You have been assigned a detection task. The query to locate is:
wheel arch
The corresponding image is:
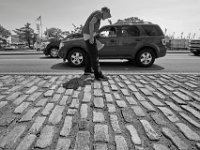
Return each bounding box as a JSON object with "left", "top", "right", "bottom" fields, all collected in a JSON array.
[
  {"left": 135, "top": 46, "right": 158, "bottom": 59},
  {"left": 66, "top": 46, "right": 87, "bottom": 59}
]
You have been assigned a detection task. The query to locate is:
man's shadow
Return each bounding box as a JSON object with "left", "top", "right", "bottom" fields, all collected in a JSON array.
[{"left": 62, "top": 75, "right": 93, "bottom": 90}]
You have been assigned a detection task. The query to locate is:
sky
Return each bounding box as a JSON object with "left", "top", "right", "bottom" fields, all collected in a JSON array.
[{"left": 0, "top": 0, "right": 200, "bottom": 39}]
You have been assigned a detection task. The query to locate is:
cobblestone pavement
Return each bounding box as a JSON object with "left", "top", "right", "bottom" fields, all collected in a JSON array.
[{"left": 0, "top": 74, "right": 200, "bottom": 150}]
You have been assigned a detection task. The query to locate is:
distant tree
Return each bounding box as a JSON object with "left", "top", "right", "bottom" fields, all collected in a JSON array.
[
  {"left": 0, "top": 24, "right": 11, "bottom": 38},
  {"left": 13, "top": 23, "right": 36, "bottom": 48},
  {"left": 44, "top": 28, "right": 64, "bottom": 41},
  {"left": 114, "top": 17, "right": 148, "bottom": 25},
  {"left": 71, "top": 24, "right": 83, "bottom": 34}
]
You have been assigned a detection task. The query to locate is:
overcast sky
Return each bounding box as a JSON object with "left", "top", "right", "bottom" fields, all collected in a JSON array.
[{"left": 1, "top": 0, "right": 200, "bottom": 38}]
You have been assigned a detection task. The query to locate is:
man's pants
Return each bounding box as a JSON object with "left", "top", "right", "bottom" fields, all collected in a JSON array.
[{"left": 84, "top": 39, "right": 102, "bottom": 77}]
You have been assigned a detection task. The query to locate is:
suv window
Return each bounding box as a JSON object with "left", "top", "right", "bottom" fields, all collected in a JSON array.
[
  {"left": 99, "top": 27, "right": 117, "bottom": 38},
  {"left": 142, "top": 25, "right": 163, "bottom": 36},
  {"left": 121, "top": 26, "right": 140, "bottom": 37}
]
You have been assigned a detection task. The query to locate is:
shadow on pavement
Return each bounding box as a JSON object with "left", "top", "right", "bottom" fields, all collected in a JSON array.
[{"left": 51, "top": 61, "right": 164, "bottom": 71}]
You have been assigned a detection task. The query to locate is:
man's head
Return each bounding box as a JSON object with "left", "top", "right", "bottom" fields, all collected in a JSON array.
[{"left": 101, "top": 7, "right": 111, "bottom": 20}]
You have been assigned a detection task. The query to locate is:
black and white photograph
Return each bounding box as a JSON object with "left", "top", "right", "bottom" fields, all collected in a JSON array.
[{"left": 0, "top": 0, "right": 200, "bottom": 149}]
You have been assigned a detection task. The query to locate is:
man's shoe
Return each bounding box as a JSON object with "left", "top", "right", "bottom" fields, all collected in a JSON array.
[{"left": 95, "top": 74, "right": 108, "bottom": 81}]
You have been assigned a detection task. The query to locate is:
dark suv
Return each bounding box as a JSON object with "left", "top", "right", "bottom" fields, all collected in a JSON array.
[{"left": 58, "top": 23, "right": 167, "bottom": 67}]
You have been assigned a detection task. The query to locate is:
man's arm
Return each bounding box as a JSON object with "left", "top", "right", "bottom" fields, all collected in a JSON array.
[{"left": 89, "top": 17, "right": 97, "bottom": 44}]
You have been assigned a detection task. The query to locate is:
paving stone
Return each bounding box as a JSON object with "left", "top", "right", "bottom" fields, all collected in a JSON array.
[
  {"left": 163, "top": 85, "right": 175, "bottom": 91},
  {"left": 135, "top": 82, "right": 144, "bottom": 88},
  {"left": 0, "top": 125, "right": 26, "bottom": 148},
  {"left": 140, "top": 101, "right": 156, "bottom": 112},
  {"left": 0, "top": 101, "right": 7, "bottom": 109},
  {"left": 179, "top": 88, "right": 199, "bottom": 100},
  {"left": 151, "top": 113, "right": 168, "bottom": 125},
  {"left": 50, "top": 94, "right": 61, "bottom": 102},
  {"left": 56, "top": 138, "right": 71, "bottom": 150},
  {"left": 144, "top": 85, "right": 156, "bottom": 92},
  {"left": 121, "top": 88, "right": 130, "bottom": 96},
  {"left": 102, "top": 81, "right": 109, "bottom": 86},
  {"left": 150, "top": 82, "right": 161, "bottom": 88},
  {"left": 135, "top": 146, "right": 145, "bottom": 150},
  {"left": 70, "top": 98, "right": 80, "bottom": 109},
  {"left": 65, "top": 89, "right": 74, "bottom": 95},
  {"left": 115, "top": 135, "right": 129, "bottom": 150},
  {"left": 94, "top": 124, "right": 109, "bottom": 142},
  {"left": 48, "top": 105, "right": 65, "bottom": 125},
  {"left": 181, "top": 105, "right": 200, "bottom": 120},
  {"left": 153, "top": 144, "right": 170, "bottom": 150},
  {"left": 94, "top": 81, "right": 101, "bottom": 88},
  {"left": 120, "top": 75, "right": 128, "bottom": 80},
  {"left": 103, "top": 85, "right": 110, "bottom": 93},
  {"left": 173, "top": 91, "right": 191, "bottom": 101},
  {"left": 118, "top": 82, "right": 125, "bottom": 88},
  {"left": 36, "top": 98, "right": 48, "bottom": 106},
  {"left": 74, "top": 131, "right": 90, "bottom": 150},
  {"left": 14, "top": 102, "right": 31, "bottom": 114},
  {"left": 94, "top": 143, "right": 108, "bottom": 150},
  {"left": 59, "top": 95, "right": 69, "bottom": 105},
  {"left": 29, "top": 116, "right": 46, "bottom": 134},
  {"left": 20, "top": 107, "right": 41, "bottom": 122},
  {"left": 196, "top": 143, "right": 200, "bottom": 149},
  {"left": 159, "top": 107, "right": 179, "bottom": 122},
  {"left": 116, "top": 100, "right": 127, "bottom": 108},
  {"left": 157, "top": 88, "right": 170, "bottom": 95},
  {"left": 27, "top": 92, "right": 43, "bottom": 101},
  {"left": 121, "top": 108, "right": 135, "bottom": 122},
  {"left": 176, "top": 123, "right": 200, "bottom": 141},
  {"left": 82, "top": 92, "right": 92, "bottom": 102},
  {"left": 42, "top": 103, "right": 54, "bottom": 116},
  {"left": 84, "top": 85, "right": 92, "bottom": 92},
  {"left": 25, "top": 86, "right": 38, "bottom": 94},
  {"left": 126, "top": 96, "right": 138, "bottom": 105},
  {"left": 60, "top": 116, "right": 73, "bottom": 137},
  {"left": 153, "top": 91, "right": 165, "bottom": 99},
  {"left": 80, "top": 104, "right": 88, "bottom": 119},
  {"left": 170, "top": 95, "right": 187, "bottom": 105},
  {"left": 132, "top": 106, "right": 146, "bottom": 117},
  {"left": 110, "top": 114, "right": 121, "bottom": 133},
  {"left": 179, "top": 113, "right": 200, "bottom": 128},
  {"left": 56, "top": 87, "right": 65, "bottom": 94},
  {"left": 6, "top": 92, "right": 21, "bottom": 101},
  {"left": 162, "top": 127, "right": 189, "bottom": 150},
  {"left": 93, "top": 111, "right": 105, "bottom": 122},
  {"left": 94, "top": 89, "right": 103, "bottom": 96},
  {"left": 93, "top": 97, "right": 104, "bottom": 108},
  {"left": 8, "top": 85, "right": 22, "bottom": 92},
  {"left": 16, "top": 134, "right": 36, "bottom": 150},
  {"left": 140, "top": 119, "right": 160, "bottom": 141},
  {"left": 128, "top": 85, "right": 138, "bottom": 92},
  {"left": 148, "top": 97, "right": 165, "bottom": 106},
  {"left": 134, "top": 92, "right": 146, "bottom": 101},
  {"left": 44, "top": 89, "right": 54, "bottom": 97},
  {"left": 107, "top": 104, "right": 116, "bottom": 113},
  {"left": 110, "top": 84, "right": 118, "bottom": 91},
  {"left": 113, "top": 92, "right": 121, "bottom": 100},
  {"left": 165, "top": 101, "right": 183, "bottom": 112},
  {"left": 140, "top": 88, "right": 152, "bottom": 96},
  {"left": 35, "top": 125, "right": 55, "bottom": 148},
  {"left": 105, "top": 93, "right": 113, "bottom": 102},
  {"left": 126, "top": 124, "right": 142, "bottom": 145}
]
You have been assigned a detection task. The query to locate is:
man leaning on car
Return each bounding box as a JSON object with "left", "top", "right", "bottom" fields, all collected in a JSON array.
[{"left": 82, "top": 7, "right": 111, "bottom": 81}]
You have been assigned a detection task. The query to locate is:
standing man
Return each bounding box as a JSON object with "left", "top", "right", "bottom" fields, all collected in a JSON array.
[{"left": 82, "top": 7, "right": 111, "bottom": 81}]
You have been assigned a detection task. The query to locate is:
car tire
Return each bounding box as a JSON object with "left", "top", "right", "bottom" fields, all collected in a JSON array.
[
  {"left": 50, "top": 47, "right": 59, "bottom": 58},
  {"left": 193, "top": 52, "right": 200, "bottom": 56},
  {"left": 67, "top": 48, "right": 86, "bottom": 67},
  {"left": 136, "top": 48, "right": 155, "bottom": 67}
]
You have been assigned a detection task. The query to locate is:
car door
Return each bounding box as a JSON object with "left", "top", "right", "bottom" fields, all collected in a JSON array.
[
  {"left": 97, "top": 27, "right": 118, "bottom": 58},
  {"left": 116, "top": 26, "right": 141, "bottom": 57}
]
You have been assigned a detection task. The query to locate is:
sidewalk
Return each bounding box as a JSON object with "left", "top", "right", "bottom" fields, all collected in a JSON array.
[{"left": 0, "top": 74, "right": 200, "bottom": 150}]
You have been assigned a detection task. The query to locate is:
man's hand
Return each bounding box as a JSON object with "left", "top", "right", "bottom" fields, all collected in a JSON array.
[{"left": 89, "top": 37, "right": 94, "bottom": 44}]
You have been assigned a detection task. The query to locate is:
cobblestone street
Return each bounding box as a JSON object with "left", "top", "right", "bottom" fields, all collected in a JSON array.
[{"left": 0, "top": 74, "right": 200, "bottom": 150}]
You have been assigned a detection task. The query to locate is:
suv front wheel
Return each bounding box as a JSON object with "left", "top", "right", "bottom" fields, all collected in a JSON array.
[
  {"left": 136, "top": 49, "right": 155, "bottom": 67},
  {"left": 67, "top": 48, "right": 86, "bottom": 67}
]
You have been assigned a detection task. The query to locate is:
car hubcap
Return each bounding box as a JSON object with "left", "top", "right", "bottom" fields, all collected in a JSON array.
[
  {"left": 51, "top": 48, "right": 58, "bottom": 57},
  {"left": 71, "top": 52, "right": 83, "bottom": 65},
  {"left": 140, "top": 52, "right": 152, "bottom": 65}
]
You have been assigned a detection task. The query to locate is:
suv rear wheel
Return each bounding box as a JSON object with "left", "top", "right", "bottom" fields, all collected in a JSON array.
[
  {"left": 136, "top": 49, "right": 155, "bottom": 67},
  {"left": 50, "top": 47, "right": 59, "bottom": 58},
  {"left": 67, "top": 48, "right": 86, "bottom": 67}
]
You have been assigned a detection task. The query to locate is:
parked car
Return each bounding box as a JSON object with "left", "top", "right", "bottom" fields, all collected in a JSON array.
[
  {"left": 188, "top": 39, "right": 200, "bottom": 56},
  {"left": 43, "top": 33, "right": 83, "bottom": 58},
  {"left": 3, "top": 44, "right": 16, "bottom": 50},
  {"left": 58, "top": 23, "right": 167, "bottom": 67}
]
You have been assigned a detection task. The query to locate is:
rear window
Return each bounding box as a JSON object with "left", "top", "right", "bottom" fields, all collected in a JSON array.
[
  {"left": 142, "top": 25, "right": 163, "bottom": 36},
  {"left": 121, "top": 26, "right": 140, "bottom": 37}
]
